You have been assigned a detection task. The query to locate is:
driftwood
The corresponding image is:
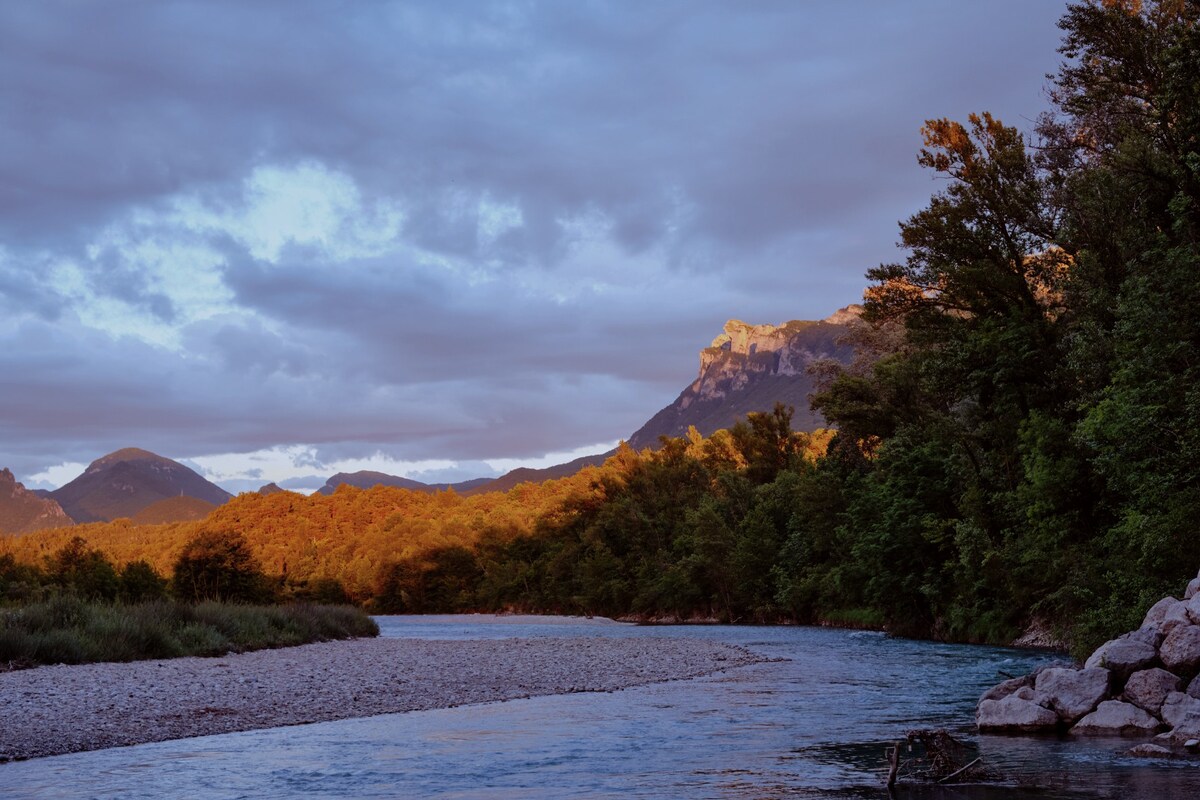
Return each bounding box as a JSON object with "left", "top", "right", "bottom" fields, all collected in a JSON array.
[
  {"left": 885, "top": 728, "right": 999, "bottom": 787},
  {"left": 886, "top": 740, "right": 901, "bottom": 789}
]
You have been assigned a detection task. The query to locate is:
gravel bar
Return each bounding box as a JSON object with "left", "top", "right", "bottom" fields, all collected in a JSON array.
[{"left": 0, "top": 636, "right": 764, "bottom": 761}]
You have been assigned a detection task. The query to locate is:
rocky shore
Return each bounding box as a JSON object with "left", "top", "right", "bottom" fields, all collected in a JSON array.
[
  {"left": 0, "top": 635, "right": 763, "bottom": 762},
  {"left": 977, "top": 570, "right": 1200, "bottom": 756}
]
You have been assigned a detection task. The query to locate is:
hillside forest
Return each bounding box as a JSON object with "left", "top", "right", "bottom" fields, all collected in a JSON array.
[{"left": 3, "top": 1, "right": 1199, "bottom": 658}]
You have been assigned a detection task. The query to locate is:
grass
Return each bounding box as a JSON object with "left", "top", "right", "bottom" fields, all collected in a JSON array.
[
  {"left": 817, "top": 607, "right": 886, "bottom": 630},
  {"left": 0, "top": 595, "right": 379, "bottom": 670}
]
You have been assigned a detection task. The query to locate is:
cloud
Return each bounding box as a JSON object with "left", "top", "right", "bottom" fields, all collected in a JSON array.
[{"left": 0, "top": 1, "right": 1072, "bottom": 485}]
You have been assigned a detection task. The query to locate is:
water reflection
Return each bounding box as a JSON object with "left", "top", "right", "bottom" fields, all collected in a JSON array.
[{"left": 2, "top": 618, "right": 1199, "bottom": 798}]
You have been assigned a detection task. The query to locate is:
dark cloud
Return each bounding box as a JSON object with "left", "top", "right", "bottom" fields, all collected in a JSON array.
[{"left": 0, "top": 1, "right": 1072, "bottom": 483}]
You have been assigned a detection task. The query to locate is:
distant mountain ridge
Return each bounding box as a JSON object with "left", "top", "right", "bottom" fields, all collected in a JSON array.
[
  {"left": 48, "top": 447, "right": 232, "bottom": 523},
  {"left": 324, "top": 306, "right": 861, "bottom": 495},
  {"left": 459, "top": 452, "right": 613, "bottom": 496},
  {"left": 317, "top": 471, "right": 493, "bottom": 496},
  {"left": 0, "top": 468, "right": 73, "bottom": 534},
  {"left": 4, "top": 308, "right": 861, "bottom": 517}
]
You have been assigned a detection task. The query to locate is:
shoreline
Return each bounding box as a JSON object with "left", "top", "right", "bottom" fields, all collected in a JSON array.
[{"left": 0, "top": 635, "right": 765, "bottom": 762}]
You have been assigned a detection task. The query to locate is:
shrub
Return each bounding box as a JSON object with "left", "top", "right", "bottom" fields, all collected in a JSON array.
[{"left": 0, "top": 598, "right": 377, "bottom": 669}]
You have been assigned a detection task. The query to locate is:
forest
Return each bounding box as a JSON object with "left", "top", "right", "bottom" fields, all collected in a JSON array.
[{"left": 3, "top": 1, "right": 1198, "bottom": 659}]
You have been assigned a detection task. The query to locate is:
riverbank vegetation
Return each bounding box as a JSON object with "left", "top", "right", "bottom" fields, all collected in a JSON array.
[
  {"left": 3, "top": 2, "right": 1197, "bottom": 659},
  {"left": 0, "top": 597, "right": 378, "bottom": 670},
  {"left": 0, "top": 536, "right": 377, "bottom": 669}
]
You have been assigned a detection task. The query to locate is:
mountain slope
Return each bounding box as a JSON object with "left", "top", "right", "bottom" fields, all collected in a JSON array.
[
  {"left": 627, "top": 307, "right": 860, "bottom": 449},
  {"left": 317, "top": 471, "right": 494, "bottom": 496},
  {"left": 460, "top": 452, "right": 614, "bottom": 496},
  {"left": 130, "top": 495, "right": 218, "bottom": 525},
  {"left": 0, "top": 468, "right": 74, "bottom": 534},
  {"left": 464, "top": 307, "right": 861, "bottom": 493},
  {"left": 49, "top": 448, "right": 233, "bottom": 523}
]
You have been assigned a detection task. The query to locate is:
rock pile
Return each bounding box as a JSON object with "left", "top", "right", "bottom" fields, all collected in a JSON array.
[{"left": 977, "top": 572, "right": 1200, "bottom": 744}]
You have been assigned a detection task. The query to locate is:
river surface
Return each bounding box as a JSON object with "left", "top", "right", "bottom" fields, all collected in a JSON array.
[{"left": 3, "top": 616, "right": 1200, "bottom": 798}]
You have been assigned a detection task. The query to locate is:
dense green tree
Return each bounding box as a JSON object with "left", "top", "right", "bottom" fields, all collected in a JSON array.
[
  {"left": 171, "top": 530, "right": 270, "bottom": 603},
  {"left": 45, "top": 536, "right": 120, "bottom": 601},
  {"left": 118, "top": 560, "right": 168, "bottom": 604},
  {"left": 0, "top": 553, "right": 44, "bottom": 604}
]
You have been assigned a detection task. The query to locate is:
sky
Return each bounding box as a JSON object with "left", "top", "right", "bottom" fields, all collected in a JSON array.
[{"left": 1, "top": 1, "right": 1072, "bottom": 494}]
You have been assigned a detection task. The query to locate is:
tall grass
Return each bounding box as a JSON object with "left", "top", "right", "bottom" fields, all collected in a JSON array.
[{"left": 0, "top": 596, "right": 379, "bottom": 670}]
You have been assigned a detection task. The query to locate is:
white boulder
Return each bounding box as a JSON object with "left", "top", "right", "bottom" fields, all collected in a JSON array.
[
  {"left": 1035, "top": 667, "right": 1110, "bottom": 723},
  {"left": 1084, "top": 635, "right": 1157, "bottom": 681},
  {"left": 1071, "top": 700, "right": 1161, "bottom": 736},
  {"left": 1123, "top": 668, "right": 1183, "bottom": 715},
  {"left": 1159, "top": 625, "right": 1200, "bottom": 677},
  {"left": 976, "top": 693, "right": 1059, "bottom": 732}
]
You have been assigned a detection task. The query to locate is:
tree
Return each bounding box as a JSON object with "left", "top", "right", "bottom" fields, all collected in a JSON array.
[
  {"left": 45, "top": 536, "right": 119, "bottom": 601},
  {"left": 171, "top": 530, "right": 269, "bottom": 603},
  {"left": 118, "top": 560, "right": 168, "bottom": 603}
]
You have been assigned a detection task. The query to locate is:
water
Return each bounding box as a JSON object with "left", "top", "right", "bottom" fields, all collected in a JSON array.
[{"left": 3, "top": 616, "right": 1199, "bottom": 798}]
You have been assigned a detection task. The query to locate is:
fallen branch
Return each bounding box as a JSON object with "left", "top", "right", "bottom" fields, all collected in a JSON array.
[{"left": 938, "top": 756, "right": 982, "bottom": 784}]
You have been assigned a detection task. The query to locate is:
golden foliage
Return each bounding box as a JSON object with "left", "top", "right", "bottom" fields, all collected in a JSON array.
[
  {"left": 0, "top": 425, "right": 831, "bottom": 602},
  {"left": 0, "top": 458, "right": 622, "bottom": 601}
]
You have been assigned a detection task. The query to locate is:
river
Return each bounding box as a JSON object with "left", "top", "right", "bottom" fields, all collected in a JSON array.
[{"left": 2, "top": 616, "right": 1199, "bottom": 798}]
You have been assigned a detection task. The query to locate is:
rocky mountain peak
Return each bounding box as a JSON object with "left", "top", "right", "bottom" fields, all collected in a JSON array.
[
  {"left": 822, "top": 304, "right": 864, "bottom": 326},
  {"left": 0, "top": 467, "right": 73, "bottom": 534},
  {"left": 627, "top": 308, "right": 860, "bottom": 450}
]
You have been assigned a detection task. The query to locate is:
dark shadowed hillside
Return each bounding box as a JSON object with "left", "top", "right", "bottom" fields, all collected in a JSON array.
[
  {"left": 460, "top": 452, "right": 613, "bottom": 496},
  {"left": 317, "top": 471, "right": 493, "bottom": 496}
]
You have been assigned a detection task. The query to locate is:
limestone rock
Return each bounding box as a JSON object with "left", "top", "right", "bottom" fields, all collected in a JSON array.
[
  {"left": 1128, "top": 743, "right": 1173, "bottom": 757},
  {"left": 1185, "top": 594, "right": 1200, "bottom": 626},
  {"left": 1035, "top": 667, "right": 1110, "bottom": 723},
  {"left": 1187, "top": 673, "right": 1200, "bottom": 699},
  {"left": 1085, "top": 636, "right": 1157, "bottom": 681},
  {"left": 977, "top": 693, "right": 1059, "bottom": 732},
  {"left": 1143, "top": 597, "right": 1180, "bottom": 629},
  {"left": 1072, "top": 700, "right": 1161, "bottom": 736},
  {"left": 979, "top": 674, "right": 1032, "bottom": 704},
  {"left": 1012, "top": 686, "right": 1053, "bottom": 706},
  {"left": 1160, "top": 692, "right": 1200, "bottom": 741},
  {"left": 626, "top": 313, "right": 859, "bottom": 448},
  {"left": 1186, "top": 577, "right": 1200, "bottom": 602},
  {"left": 1124, "top": 626, "right": 1164, "bottom": 650},
  {"left": 1159, "top": 625, "right": 1200, "bottom": 677},
  {"left": 1141, "top": 597, "right": 1193, "bottom": 641},
  {"left": 1122, "top": 668, "right": 1183, "bottom": 715},
  {"left": 1162, "top": 603, "right": 1194, "bottom": 639}
]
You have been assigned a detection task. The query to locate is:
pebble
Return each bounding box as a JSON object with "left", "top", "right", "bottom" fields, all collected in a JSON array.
[{"left": 0, "top": 636, "right": 761, "bottom": 762}]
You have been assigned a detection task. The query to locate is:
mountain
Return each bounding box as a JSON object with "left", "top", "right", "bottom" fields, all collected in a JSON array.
[
  {"left": 257, "top": 482, "right": 288, "bottom": 495},
  {"left": 49, "top": 448, "right": 233, "bottom": 524},
  {"left": 627, "top": 307, "right": 861, "bottom": 449},
  {"left": 460, "top": 452, "right": 614, "bottom": 496},
  {"left": 460, "top": 307, "right": 861, "bottom": 494},
  {"left": 0, "top": 468, "right": 73, "bottom": 534},
  {"left": 317, "top": 471, "right": 493, "bottom": 496}
]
